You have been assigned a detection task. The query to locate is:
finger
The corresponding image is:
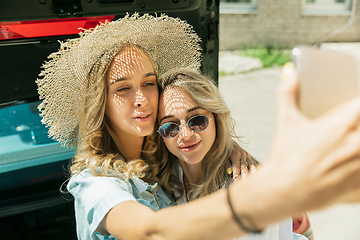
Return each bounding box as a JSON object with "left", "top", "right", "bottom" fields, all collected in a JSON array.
[
  {"left": 239, "top": 160, "right": 248, "bottom": 179},
  {"left": 317, "top": 128, "right": 360, "bottom": 171},
  {"left": 321, "top": 157, "right": 360, "bottom": 203},
  {"left": 317, "top": 96, "right": 360, "bottom": 135},
  {"left": 245, "top": 157, "right": 257, "bottom": 174},
  {"left": 297, "top": 158, "right": 360, "bottom": 212},
  {"left": 276, "top": 63, "right": 302, "bottom": 120},
  {"left": 229, "top": 146, "right": 241, "bottom": 180},
  {"left": 232, "top": 165, "right": 241, "bottom": 181},
  {"left": 230, "top": 146, "right": 241, "bottom": 169},
  {"left": 246, "top": 157, "right": 258, "bottom": 169},
  {"left": 249, "top": 163, "right": 257, "bottom": 173}
]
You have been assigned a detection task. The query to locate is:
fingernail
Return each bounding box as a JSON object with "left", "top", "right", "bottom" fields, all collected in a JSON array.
[
  {"left": 281, "top": 62, "right": 295, "bottom": 81},
  {"left": 227, "top": 167, "right": 232, "bottom": 175}
]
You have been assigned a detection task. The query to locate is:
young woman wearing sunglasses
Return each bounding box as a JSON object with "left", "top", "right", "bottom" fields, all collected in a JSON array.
[{"left": 157, "top": 68, "right": 310, "bottom": 240}]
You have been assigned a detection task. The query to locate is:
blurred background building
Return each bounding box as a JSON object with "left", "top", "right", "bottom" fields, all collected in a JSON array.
[{"left": 219, "top": 0, "right": 360, "bottom": 50}]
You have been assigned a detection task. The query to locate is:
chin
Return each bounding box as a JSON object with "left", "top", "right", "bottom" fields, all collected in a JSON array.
[
  {"left": 140, "top": 127, "right": 155, "bottom": 137},
  {"left": 133, "top": 122, "right": 155, "bottom": 137},
  {"left": 181, "top": 154, "right": 204, "bottom": 165}
]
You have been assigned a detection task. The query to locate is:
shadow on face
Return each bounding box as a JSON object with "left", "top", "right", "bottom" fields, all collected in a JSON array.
[{"left": 105, "top": 47, "right": 159, "bottom": 142}]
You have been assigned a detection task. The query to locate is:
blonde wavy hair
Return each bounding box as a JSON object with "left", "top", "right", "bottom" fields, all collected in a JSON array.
[
  {"left": 157, "top": 68, "right": 252, "bottom": 201},
  {"left": 69, "top": 46, "right": 158, "bottom": 181}
]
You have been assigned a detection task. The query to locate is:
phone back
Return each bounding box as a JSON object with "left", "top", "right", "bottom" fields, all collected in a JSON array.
[{"left": 292, "top": 46, "right": 359, "bottom": 119}]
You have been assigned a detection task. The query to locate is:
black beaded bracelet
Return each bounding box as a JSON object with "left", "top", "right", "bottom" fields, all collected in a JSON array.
[{"left": 226, "top": 185, "right": 262, "bottom": 234}]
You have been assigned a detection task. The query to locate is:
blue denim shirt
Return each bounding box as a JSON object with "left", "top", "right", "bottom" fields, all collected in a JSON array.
[{"left": 67, "top": 169, "right": 175, "bottom": 240}]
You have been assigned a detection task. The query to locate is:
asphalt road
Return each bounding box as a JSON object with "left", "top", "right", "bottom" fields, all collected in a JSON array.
[{"left": 218, "top": 44, "right": 360, "bottom": 240}]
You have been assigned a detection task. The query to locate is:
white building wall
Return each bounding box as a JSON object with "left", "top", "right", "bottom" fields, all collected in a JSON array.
[{"left": 219, "top": 0, "right": 360, "bottom": 50}]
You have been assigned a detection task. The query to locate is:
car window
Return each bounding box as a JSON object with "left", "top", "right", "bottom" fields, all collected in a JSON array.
[{"left": 0, "top": 101, "right": 75, "bottom": 173}]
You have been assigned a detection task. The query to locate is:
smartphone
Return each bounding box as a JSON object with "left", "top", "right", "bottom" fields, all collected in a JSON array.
[{"left": 292, "top": 46, "right": 359, "bottom": 119}]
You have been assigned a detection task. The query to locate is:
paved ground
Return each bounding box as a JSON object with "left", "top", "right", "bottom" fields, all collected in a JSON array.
[{"left": 218, "top": 43, "right": 360, "bottom": 240}]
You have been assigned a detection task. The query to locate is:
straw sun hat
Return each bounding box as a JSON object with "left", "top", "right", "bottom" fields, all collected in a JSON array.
[{"left": 36, "top": 13, "right": 202, "bottom": 147}]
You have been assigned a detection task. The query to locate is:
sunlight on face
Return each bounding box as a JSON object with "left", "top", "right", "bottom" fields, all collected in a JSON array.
[
  {"left": 106, "top": 47, "right": 159, "bottom": 142},
  {"left": 158, "top": 87, "right": 216, "bottom": 165}
]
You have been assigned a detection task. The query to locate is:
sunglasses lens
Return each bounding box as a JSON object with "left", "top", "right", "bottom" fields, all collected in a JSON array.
[
  {"left": 188, "top": 115, "right": 209, "bottom": 132},
  {"left": 159, "top": 123, "right": 179, "bottom": 138},
  {"left": 159, "top": 115, "right": 210, "bottom": 138}
]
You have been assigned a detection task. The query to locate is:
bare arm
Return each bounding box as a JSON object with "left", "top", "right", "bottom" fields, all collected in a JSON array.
[
  {"left": 101, "top": 67, "right": 360, "bottom": 240},
  {"left": 102, "top": 189, "right": 243, "bottom": 240}
]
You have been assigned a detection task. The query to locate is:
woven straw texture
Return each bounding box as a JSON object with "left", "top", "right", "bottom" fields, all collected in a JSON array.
[{"left": 36, "top": 13, "right": 202, "bottom": 147}]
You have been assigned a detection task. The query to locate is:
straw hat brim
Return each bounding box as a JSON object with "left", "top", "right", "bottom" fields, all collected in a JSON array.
[{"left": 36, "top": 13, "right": 202, "bottom": 147}]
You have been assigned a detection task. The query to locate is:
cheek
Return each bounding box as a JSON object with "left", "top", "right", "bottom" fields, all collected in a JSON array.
[
  {"left": 207, "top": 123, "right": 217, "bottom": 146},
  {"left": 149, "top": 90, "right": 159, "bottom": 110},
  {"left": 106, "top": 94, "right": 117, "bottom": 117},
  {"left": 151, "top": 95, "right": 159, "bottom": 107},
  {"left": 164, "top": 139, "right": 178, "bottom": 155},
  {"left": 106, "top": 94, "right": 126, "bottom": 121}
]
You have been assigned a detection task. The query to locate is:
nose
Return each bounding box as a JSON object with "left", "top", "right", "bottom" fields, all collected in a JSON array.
[
  {"left": 134, "top": 90, "right": 148, "bottom": 107},
  {"left": 178, "top": 122, "right": 193, "bottom": 141}
]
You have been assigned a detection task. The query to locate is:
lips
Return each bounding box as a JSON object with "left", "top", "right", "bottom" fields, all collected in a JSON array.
[
  {"left": 135, "top": 114, "right": 150, "bottom": 118},
  {"left": 133, "top": 112, "right": 152, "bottom": 121},
  {"left": 133, "top": 111, "right": 151, "bottom": 118},
  {"left": 178, "top": 141, "right": 201, "bottom": 152}
]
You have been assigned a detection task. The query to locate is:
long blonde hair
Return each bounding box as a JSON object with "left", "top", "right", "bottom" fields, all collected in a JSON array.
[
  {"left": 69, "top": 45, "right": 158, "bottom": 181},
  {"left": 157, "top": 68, "right": 252, "bottom": 201}
]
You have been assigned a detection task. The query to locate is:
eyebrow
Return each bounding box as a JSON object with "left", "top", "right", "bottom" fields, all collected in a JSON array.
[
  {"left": 110, "top": 72, "right": 156, "bottom": 85},
  {"left": 159, "top": 106, "right": 204, "bottom": 123}
]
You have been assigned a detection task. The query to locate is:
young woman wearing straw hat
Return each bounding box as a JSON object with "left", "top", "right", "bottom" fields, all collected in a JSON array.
[{"left": 36, "top": 13, "right": 360, "bottom": 240}]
